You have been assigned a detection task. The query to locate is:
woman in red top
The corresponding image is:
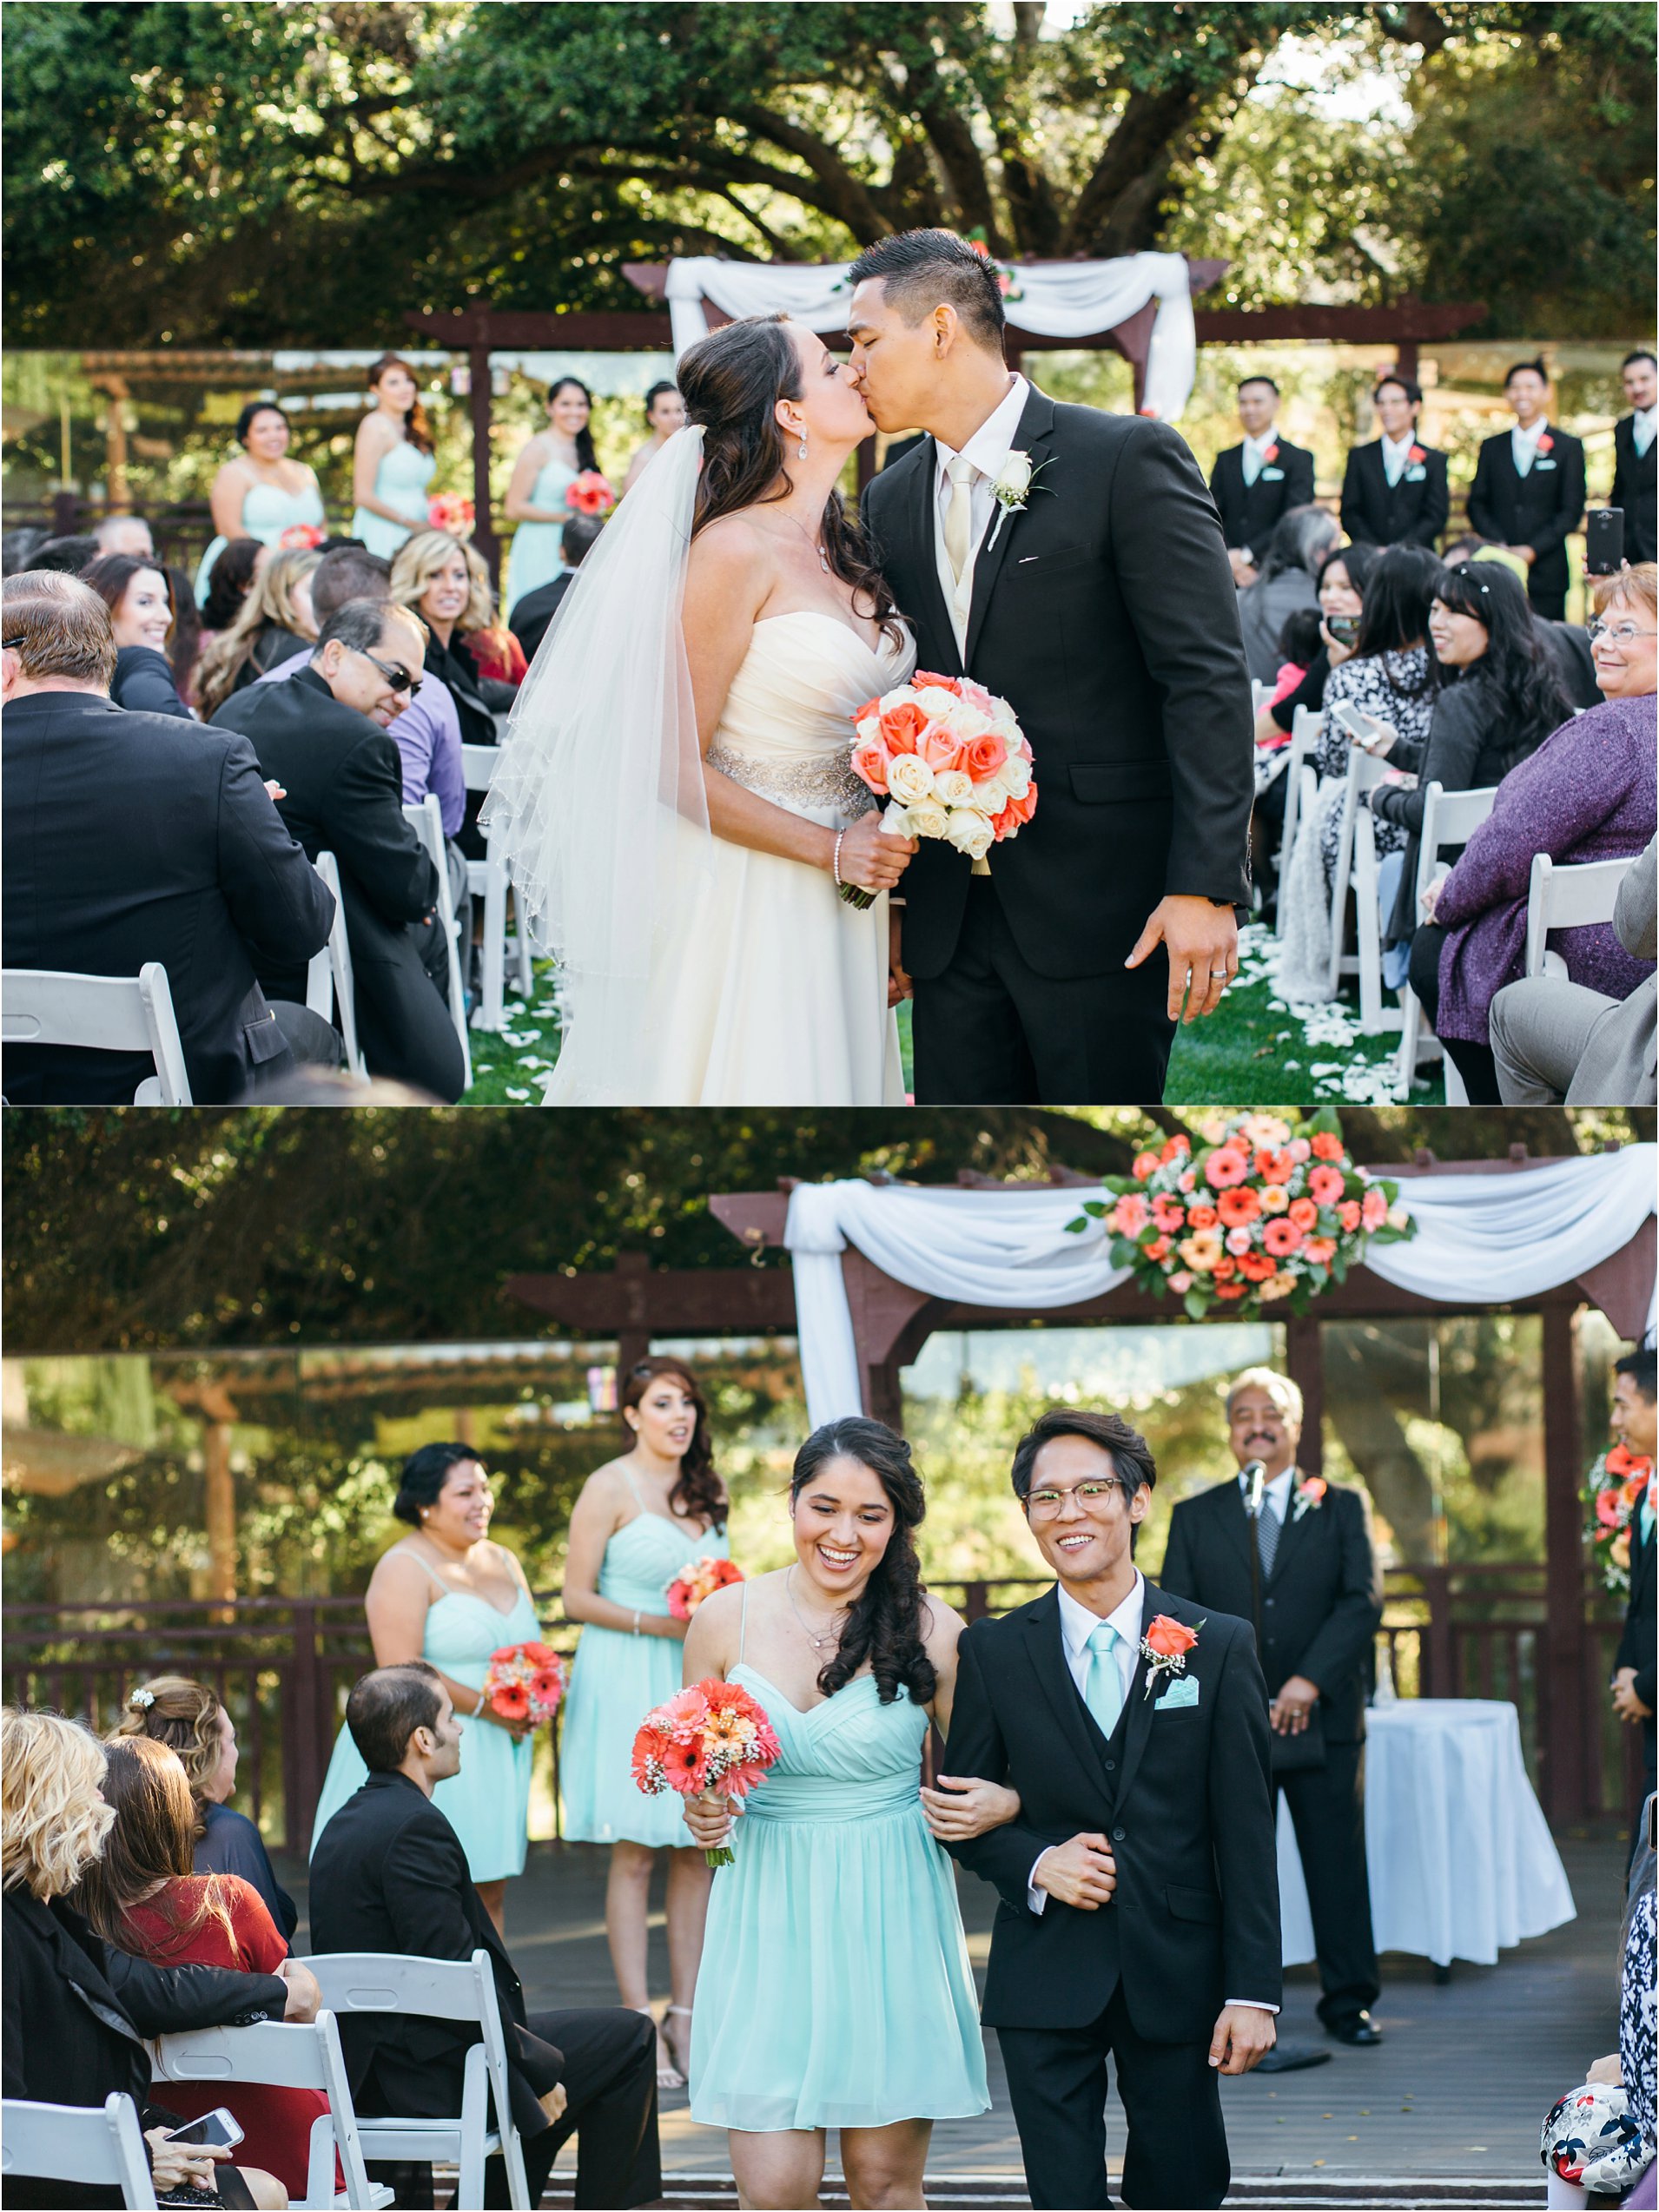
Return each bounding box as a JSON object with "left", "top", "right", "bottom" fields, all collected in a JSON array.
[{"left": 76, "top": 1738, "right": 337, "bottom": 2202}]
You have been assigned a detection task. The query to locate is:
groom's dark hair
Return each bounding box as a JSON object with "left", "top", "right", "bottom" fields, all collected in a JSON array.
[
  {"left": 846, "top": 229, "right": 1007, "bottom": 352},
  {"left": 1010, "top": 1408, "right": 1158, "bottom": 1506}
]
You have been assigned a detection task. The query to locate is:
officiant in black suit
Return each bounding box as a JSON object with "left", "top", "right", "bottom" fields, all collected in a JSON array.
[
  {"left": 1609, "top": 350, "right": 1657, "bottom": 566},
  {"left": 309, "top": 1662, "right": 661, "bottom": 2209},
  {"left": 849, "top": 229, "right": 1253, "bottom": 1107},
  {"left": 1160, "top": 1368, "right": 1384, "bottom": 2049},
  {"left": 1339, "top": 374, "right": 1450, "bottom": 550},
  {"left": 940, "top": 1408, "right": 1279, "bottom": 2211},
  {"left": 1208, "top": 377, "right": 1317, "bottom": 583},
  {"left": 1465, "top": 360, "right": 1587, "bottom": 621}
]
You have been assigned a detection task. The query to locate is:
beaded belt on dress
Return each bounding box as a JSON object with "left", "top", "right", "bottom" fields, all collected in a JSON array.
[{"left": 707, "top": 741, "right": 876, "bottom": 817}]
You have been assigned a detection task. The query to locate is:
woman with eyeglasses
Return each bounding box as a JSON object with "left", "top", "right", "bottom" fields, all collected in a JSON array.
[
  {"left": 307, "top": 1443, "right": 543, "bottom": 1937},
  {"left": 1408, "top": 563, "right": 1658, "bottom": 1100}
]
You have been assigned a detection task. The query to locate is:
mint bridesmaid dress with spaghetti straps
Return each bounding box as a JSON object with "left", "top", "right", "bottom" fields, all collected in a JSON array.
[
  {"left": 308, "top": 1547, "right": 539, "bottom": 1883},
  {"left": 688, "top": 1584, "right": 989, "bottom": 2132},
  {"left": 558, "top": 1470, "right": 730, "bottom": 1847}
]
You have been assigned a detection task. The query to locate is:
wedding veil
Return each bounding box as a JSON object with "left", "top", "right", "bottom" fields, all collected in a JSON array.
[{"left": 481, "top": 426, "right": 711, "bottom": 1101}]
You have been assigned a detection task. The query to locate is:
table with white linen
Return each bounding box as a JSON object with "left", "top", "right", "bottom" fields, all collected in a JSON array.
[{"left": 1277, "top": 1698, "right": 1576, "bottom": 1968}]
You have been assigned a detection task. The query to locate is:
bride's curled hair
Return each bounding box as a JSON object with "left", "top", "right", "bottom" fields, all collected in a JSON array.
[
  {"left": 677, "top": 314, "right": 902, "bottom": 644},
  {"left": 790, "top": 1416, "right": 936, "bottom": 1707}
]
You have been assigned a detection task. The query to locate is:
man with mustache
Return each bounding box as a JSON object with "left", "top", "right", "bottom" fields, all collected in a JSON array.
[{"left": 1161, "top": 1369, "right": 1385, "bottom": 2051}]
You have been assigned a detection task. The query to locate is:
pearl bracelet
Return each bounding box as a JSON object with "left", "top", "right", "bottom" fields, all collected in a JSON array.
[{"left": 832, "top": 829, "right": 846, "bottom": 889}]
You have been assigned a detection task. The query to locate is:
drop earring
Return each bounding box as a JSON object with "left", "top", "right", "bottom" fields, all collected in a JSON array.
[{"left": 798, "top": 436, "right": 809, "bottom": 459}]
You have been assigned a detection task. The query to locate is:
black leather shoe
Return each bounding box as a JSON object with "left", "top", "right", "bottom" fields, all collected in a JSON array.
[{"left": 1327, "top": 2011, "right": 1384, "bottom": 2044}]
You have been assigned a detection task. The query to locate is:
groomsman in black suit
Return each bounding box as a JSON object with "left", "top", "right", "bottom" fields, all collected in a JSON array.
[
  {"left": 1339, "top": 374, "right": 1450, "bottom": 550},
  {"left": 1466, "top": 360, "right": 1587, "bottom": 621},
  {"left": 1609, "top": 350, "right": 1658, "bottom": 566},
  {"left": 1160, "top": 1368, "right": 1385, "bottom": 2050},
  {"left": 942, "top": 1408, "right": 1279, "bottom": 2211},
  {"left": 1209, "top": 377, "right": 1317, "bottom": 585},
  {"left": 1609, "top": 1347, "right": 1657, "bottom": 1824}
]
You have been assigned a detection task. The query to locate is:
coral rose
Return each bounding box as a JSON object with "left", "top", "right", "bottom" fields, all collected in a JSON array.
[
  {"left": 879, "top": 700, "right": 928, "bottom": 755},
  {"left": 1144, "top": 1614, "right": 1199, "bottom": 1659},
  {"left": 963, "top": 730, "right": 1008, "bottom": 782},
  {"left": 1288, "top": 1197, "right": 1319, "bottom": 1231},
  {"left": 1263, "top": 1218, "right": 1305, "bottom": 1258},
  {"left": 1338, "top": 1201, "right": 1362, "bottom": 1232},
  {"left": 1160, "top": 1134, "right": 1192, "bottom": 1162},
  {"left": 1179, "top": 1170, "right": 1197, "bottom": 1193},
  {"left": 922, "top": 726, "right": 965, "bottom": 774},
  {"left": 1132, "top": 1151, "right": 1160, "bottom": 1181},
  {"left": 851, "top": 742, "right": 889, "bottom": 794},
  {"left": 1310, "top": 1132, "right": 1345, "bottom": 1162},
  {"left": 1204, "top": 1146, "right": 1250, "bottom": 1189},
  {"left": 912, "top": 670, "right": 962, "bottom": 696},
  {"left": 1187, "top": 1203, "right": 1219, "bottom": 1231},
  {"left": 1361, "top": 1187, "right": 1389, "bottom": 1231},
  {"left": 1217, "top": 1186, "right": 1260, "bottom": 1228},
  {"left": 1304, "top": 1237, "right": 1338, "bottom": 1264},
  {"left": 1308, "top": 1165, "right": 1345, "bottom": 1206},
  {"left": 1213, "top": 1281, "right": 1248, "bottom": 1300},
  {"left": 1145, "top": 1235, "right": 1171, "bottom": 1262}
]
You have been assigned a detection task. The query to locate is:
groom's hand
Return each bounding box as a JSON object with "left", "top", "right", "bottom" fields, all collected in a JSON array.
[
  {"left": 1127, "top": 895, "right": 1239, "bottom": 1022},
  {"left": 1208, "top": 2004, "right": 1277, "bottom": 2074},
  {"left": 1033, "top": 1832, "right": 1116, "bottom": 1910}
]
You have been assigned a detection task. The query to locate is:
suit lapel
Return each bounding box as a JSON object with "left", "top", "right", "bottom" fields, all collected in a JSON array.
[
  {"left": 1017, "top": 1585, "right": 1114, "bottom": 1800},
  {"left": 1265, "top": 1472, "right": 1317, "bottom": 1587},
  {"left": 900, "top": 437, "right": 960, "bottom": 677},
  {"left": 1219, "top": 1477, "right": 1259, "bottom": 1578},
  {"left": 1111, "top": 1584, "right": 1165, "bottom": 1809},
  {"left": 964, "top": 383, "right": 1057, "bottom": 671}
]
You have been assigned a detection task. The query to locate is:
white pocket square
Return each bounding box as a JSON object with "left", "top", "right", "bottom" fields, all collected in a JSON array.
[{"left": 1157, "top": 1676, "right": 1200, "bottom": 1711}]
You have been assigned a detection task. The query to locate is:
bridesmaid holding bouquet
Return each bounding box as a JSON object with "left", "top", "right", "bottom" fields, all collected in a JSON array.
[{"left": 559, "top": 1356, "right": 730, "bottom": 2087}]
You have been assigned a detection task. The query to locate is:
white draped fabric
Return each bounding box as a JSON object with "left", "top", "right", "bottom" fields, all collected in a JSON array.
[
  {"left": 664, "top": 253, "right": 1199, "bottom": 422},
  {"left": 783, "top": 1147, "right": 1657, "bottom": 1426}
]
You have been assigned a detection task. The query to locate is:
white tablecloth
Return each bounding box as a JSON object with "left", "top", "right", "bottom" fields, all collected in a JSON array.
[{"left": 1277, "top": 1698, "right": 1576, "bottom": 1968}]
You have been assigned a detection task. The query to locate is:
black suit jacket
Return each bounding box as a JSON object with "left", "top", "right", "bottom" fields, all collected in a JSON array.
[
  {"left": 1466, "top": 426, "right": 1588, "bottom": 600},
  {"left": 1209, "top": 438, "right": 1317, "bottom": 556},
  {"left": 1339, "top": 439, "right": 1451, "bottom": 549},
  {"left": 942, "top": 1581, "right": 1280, "bottom": 2039},
  {"left": 1160, "top": 1475, "right": 1383, "bottom": 1743},
  {"left": 511, "top": 571, "right": 575, "bottom": 666},
  {"left": 2, "top": 690, "right": 333, "bottom": 1104},
  {"left": 1609, "top": 415, "right": 1658, "bottom": 565},
  {"left": 309, "top": 1773, "right": 557, "bottom": 2143},
  {"left": 1616, "top": 1509, "right": 1657, "bottom": 1715},
  {"left": 863, "top": 387, "right": 1254, "bottom": 983},
  {"left": 212, "top": 665, "right": 440, "bottom": 1000}
]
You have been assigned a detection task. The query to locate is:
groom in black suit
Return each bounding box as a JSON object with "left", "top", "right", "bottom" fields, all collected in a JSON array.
[
  {"left": 849, "top": 231, "right": 1253, "bottom": 1106},
  {"left": 941, "top": 1409, "right": 1279, "bottom": 2210}
]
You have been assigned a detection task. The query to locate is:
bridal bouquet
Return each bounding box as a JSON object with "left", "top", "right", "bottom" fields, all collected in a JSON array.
[
  {"left": 665, "top": 1556, "right": 745, "bottom": 1620},
  {"left": 631, "top": 1679, "right": 781, "bottom": 1866},
  {"left": 1583, "top": 1445, "right": 1653, "bottom": 1595},
  {"left": 1067, "top": 1109, "right": 1415, "bottom": 1322},
  {"left": 566, "top": 470, "right": 618, "bottom": 517},
  {"left": 843, "top": 674, "right": 1037, "bottom": 908},
  {"left": 482, "top": 1641, "right": 569, "bottom": 1726},
  {"left": 427, "top": 492, "right": 476, "bottom": 536}
]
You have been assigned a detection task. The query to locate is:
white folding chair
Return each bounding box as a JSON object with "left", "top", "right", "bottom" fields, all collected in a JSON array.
[
  {"left": 1, "top": 961, "right": 191, "bottom": 1102},
  {"left": 1251, "top": 678, "right": 1272, "bottom": 721},
  {"left": 1525, "top": 852, "right": 1636, "bottom": 979},
  {"left": 1394, "top": 782, "right": 1500, "bottom": 1097},
  {"left": 153, "top": 2013, "right": 388, "bottom": 2210},
  {"left": 401, "top": 793, "right": 473, "bottom": 1089},
  {"left": 2, "top": 2091, "right": 157, "bottom": 2208},
  {"left": 1273, "top": 709, "right": 1322, "bottom": 939},
  {"left": 305, "top": 850, "right": 367, "bottom": 1080},
  {"left": 1323, "top": 743, "right": 1400, "bottom": 1032},
  {"left": 305, "top": 1951, "right": 531, "bottom": 2211},
  {"left": 460, "top": 743, "right": 533, "bottom": 1033}
]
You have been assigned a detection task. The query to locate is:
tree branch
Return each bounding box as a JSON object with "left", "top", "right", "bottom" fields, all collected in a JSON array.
[
  {"left": 727, "top": 102, "right": 889, "bottom": 241},
  {"left": 898, "top": 55, "right": 999, "bottom": 244}
]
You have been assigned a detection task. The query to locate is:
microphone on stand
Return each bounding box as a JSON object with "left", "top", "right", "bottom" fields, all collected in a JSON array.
[{"left": 1242, "top": 1458, "right": 1267, "bottom": 1518}]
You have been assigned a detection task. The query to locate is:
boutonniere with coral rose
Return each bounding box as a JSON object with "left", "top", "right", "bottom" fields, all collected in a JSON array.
[
  {"left": 986, "top": 450, "right": 1054, "bottom": 547},
  {"left": 1292, "top": 1474, "right": 1327, "bottom": 1523},
  {"left": 1260, "top": 442, "right": 1279, "bottom": 466},
  {"left": 1407, "top": 445, "right": 1427, "bottom": 466},
  {"left": 1140, "top": 1612, "right": 1202, "bottom": 1699},
  {"left": 1536, "top": 432, "right": 1554, "bottom": 455}
]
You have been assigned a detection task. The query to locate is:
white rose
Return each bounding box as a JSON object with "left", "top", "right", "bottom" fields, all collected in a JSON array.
[
  {"left": 910, "top": 685, "right": 962, "bottom": 723},
  {"left": 945, "top": 809, "right": 996, "bottom": 860},
  {"left": 1001, "top": 752, "right": 1032, "bottom": 799},
  {"left": 887, "top": 753, "right": 936, "bottom": 804},
  {"left": 972, "top": 769, "right": 1012, "bottom": 808},
  {"left": 856, "top": 714, "right": 882, "bottom": 747},
  {"left": 906, "top": 799, "right": 951, "bottom": 840},
  {"left": 934, "top": 769, "right": 975, "bottom": 808},
  {"left": 878, "top": 802, "right": 912, "bottom": 837},
  {"left": 938, "top": 694, "right": 991, "bottom": 740},
  {"left": 997, "top": 451, "right": 1034, "bottom": 500}
]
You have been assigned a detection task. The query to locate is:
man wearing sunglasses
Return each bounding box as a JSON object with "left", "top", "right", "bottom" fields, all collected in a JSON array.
[{"left": 213, "top": 597, "right": 467, "bottom": 1100}]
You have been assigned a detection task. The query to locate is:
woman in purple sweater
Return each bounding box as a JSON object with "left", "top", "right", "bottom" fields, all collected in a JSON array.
[{"left": 1407, "top": 565, "right": 1657, "bottom": 1099}]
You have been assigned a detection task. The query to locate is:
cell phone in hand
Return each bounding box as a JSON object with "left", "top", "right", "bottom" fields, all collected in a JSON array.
[
  {"left": 1587, "top": 507, "right": 1624, "bottom": 576},
  {"left": 1330, "top": 700, "right": 1395, "bottom": 755},
  {"left": 165, "top": 2109, "right": 244, "bottom": 2150},
  {"left": 1325, "top": 614, "right": 1358, "bottom": 647}
]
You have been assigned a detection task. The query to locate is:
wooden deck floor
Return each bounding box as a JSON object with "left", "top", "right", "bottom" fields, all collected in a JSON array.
[{"left": 280, "top": 1824, "right": 1623, "bottom": 2202}]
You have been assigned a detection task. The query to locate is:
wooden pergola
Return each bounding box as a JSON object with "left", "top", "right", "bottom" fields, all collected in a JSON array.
[{"left": 508, "top": 1155, "right": 1653, "bottom": 1825}]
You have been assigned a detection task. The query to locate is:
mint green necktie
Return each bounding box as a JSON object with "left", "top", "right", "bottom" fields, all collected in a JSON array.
[{"left": 1084, "top": 1621, "right": 1125, "bottom": 1740}]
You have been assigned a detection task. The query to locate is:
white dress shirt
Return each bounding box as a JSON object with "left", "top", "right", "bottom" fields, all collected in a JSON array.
[
  {"left": 931, "top": 372, "right": 1031, "bottom": 661},
  {"left": 1381, "top": 428, "right": 1417, "bottom": 488},
  {"left": 1239, "top": 1466, "right": 1294, "bottom": 1523},
  {"left": 1633, "top": 406, "right": 1656, "bottom": 459},
  {"left": 1240, "top": 426, "right": 1280, "bottom": 488},
  {"left": 1511, "top": 417, "right": 1550, "bottom": 476}
]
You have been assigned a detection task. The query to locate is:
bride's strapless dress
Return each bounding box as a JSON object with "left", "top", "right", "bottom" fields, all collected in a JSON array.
[{"left": 544, "top": 610, "right": 915, "bottom": 1106}]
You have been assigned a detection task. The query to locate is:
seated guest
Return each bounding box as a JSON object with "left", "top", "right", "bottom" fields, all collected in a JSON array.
[
  {"left": 116, "top": 1675, "right": 296, "bottom": 1943},
  {"left": 1209, "top": 375, "right": 1317, "bottom": 585},
  {"left": 1610, "top": 348, "right": 1658, "bottom": 567},
  {"left": 1312, "top": 543, "right": 1441, "bottom": 885},
  {"left": 81, "top": 552, "right": 193, "bottom": 717},
  {"left": 24, "top": 532, "right": 101, "bottom": 575},
  {"left": 1489, "top": 833, "right": 1656, "bottom": 1095},
  {"left": 1443, "top": 536, "right": 1603, "bottom": 709},
  {"left": 1, "top": 573, "right": 337, "bottom": 1106},
  {"left": 76, "top": 1738, "right": 334, "bottom": 2207},
  {"left": 391, "top": 529, "right": 517, "bottom": 862},
  {"left": 2, "top": 526, "right": 50, "bottom": 575},
  {"left": 194, "top": 546, "right": 324, "bottom": 719},
  {"left": 1466, "top": 359, "right": 1587, "bottom": 622},
  {"left": 1339, "top": 374, "right": 1450, "bottom": 549},
  {"left": 1267, "top": 607, "right": 1325, "bottom": 714},
  {"left": 93, "top": 513, "right": 155, "bottom": 560},
  {"left": 212, "top": 599, "right": 468, "bottom": 1103},
  {"left": 196, "top": 536, "right": 266, "bottom": 658},
  {"left": 1409, "top": 563, "right": 1658, "bottom": 1100},
  {"left": 309, "top": 1663, "right": 661, "bottom": 2211},
  {"left": 508, "top": 510, "right": 604, "bottom": 665},
  {"left": 165, "top": 565, "right": 206, "bottom": 714},
  {"left": 1238, "top": 505, "right": 1341, "bottom": 683},
  {"left": 2, "top": 1707, "right": 314, "bottom": 2212},
  {"left": 1254, "top": 542, "right": 1379, "bottom": 743}
]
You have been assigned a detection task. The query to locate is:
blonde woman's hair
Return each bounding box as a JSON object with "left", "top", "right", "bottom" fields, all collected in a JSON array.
[
  {"left": 2, "top": 1709, "right": 115, "bottom": 1902},
  {"left": 1593, "top": 562, "right": 1658, "bottom": 622},
  {"left": 1225, "top": 1365, "right": 1305, "bottom": 1427},
  {"left": 390, "top": 527, "right": 495, "bottom": 637},
  {"left": 195, "top": 545, "right": 324, "bottom": 716},
  {"left": 113, "top": 1674, "right": 224, "bottom": 1828}
]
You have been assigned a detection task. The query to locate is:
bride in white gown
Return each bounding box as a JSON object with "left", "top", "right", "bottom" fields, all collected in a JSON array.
[{"left": 483, "top": 315, "right": 917, "bottom": 1105}]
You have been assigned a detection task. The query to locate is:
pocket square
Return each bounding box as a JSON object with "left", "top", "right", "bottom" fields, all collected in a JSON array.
[
  {"left": 1405, "top": 465, "right": 1426, "bottom": 481},
  {"left": 1157, "top": 1676, "right": 1200, "bottom": 1711},
  {"left": 1259, "top": 466, "right": 1286, "bottom": 481}
]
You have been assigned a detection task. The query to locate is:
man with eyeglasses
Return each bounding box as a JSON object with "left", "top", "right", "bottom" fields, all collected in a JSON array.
[
  {"left": 213, "top": 598, "right": 467, "bottom": 1100},
  {"left": 940, "top": 1406, "right": 1279, "bottom": 2210},
  {"left": 1161, "top": 1369, "right": 1384, "bottom": 2052}
]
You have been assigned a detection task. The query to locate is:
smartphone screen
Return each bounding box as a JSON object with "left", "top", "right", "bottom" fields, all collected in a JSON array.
[
  {"left": 166, "top": 2110, "right": 244, "bottom": 2150},
  {"left": 1587, "top": 507, "right": 1624, "bottom": 576}
]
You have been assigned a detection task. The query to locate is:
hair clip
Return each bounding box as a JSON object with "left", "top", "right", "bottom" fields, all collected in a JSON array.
[{"left": 128, "top": 1687, "right": 155, "bottom": 1709}]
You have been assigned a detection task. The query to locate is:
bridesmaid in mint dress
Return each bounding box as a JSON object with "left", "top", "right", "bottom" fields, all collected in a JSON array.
[
  {"left": 503, "top": 376, "right": 598, "bottom": 617},
  {"left": 560, "top": 1356, "right": 729, "bottom": 2089},
  {"left": 681, "top": 1417, "right": 1021, "bottom": 2212},
  {"left": 350, "top": 354, "right": 438, "bottom": 558},
  {"left": 195, "top": 400, "right": 326, "bottom": 604},
  {"left": 309, "top": 1443, "right": 541, "bottom": 1936}
]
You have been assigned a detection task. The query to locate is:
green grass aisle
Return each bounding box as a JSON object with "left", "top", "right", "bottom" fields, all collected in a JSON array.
[{"left": 463, "top": 925, "right": 1441, "bottom": 1106}]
